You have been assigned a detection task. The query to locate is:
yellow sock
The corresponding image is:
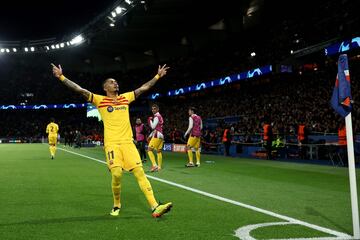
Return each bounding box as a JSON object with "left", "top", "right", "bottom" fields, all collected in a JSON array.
[
  {"left": 157, "top": 152, "right": 162, "bottom": 168},
  {"left": 148, "top": 151, "right": 157, "bottom": 167},
  {"left": 187, "top": 150, "right": 193, "bottom": 164},
  {"left": 53, "top": 146, "right": 57, "bottom": 156},
  {"left": 195, "top": 149, "right": 200, "bottom": 164},
  {"left": 49, "top": 146, "right": 55, "bottom": 156},
  {"left": 132, "top": 167, "right": 158, "bottom": 209},
  {"left": 111, "top": 167, "right": 122, "bottom": 208}
]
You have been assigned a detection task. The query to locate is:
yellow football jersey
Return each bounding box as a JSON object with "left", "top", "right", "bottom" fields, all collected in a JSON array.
[
  {"left": 88, "top": 91, "right": 135, "bottom": 145},
  {"left": 46, "top": 122, "right": 59, "bottom": 136}
]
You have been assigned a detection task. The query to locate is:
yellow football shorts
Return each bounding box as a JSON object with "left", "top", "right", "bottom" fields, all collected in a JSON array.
[
  {"left": 48, "top": 135, "right": 57, "bottom": 145},
  {"left": 148, "top": 137, "right": 164, "bottom": 151},
  {"left": 104, "top": 143, "right": 142, "bottom": 171},
  {"left": 187, "top": 136, "right": 201, "bottom": 149}
]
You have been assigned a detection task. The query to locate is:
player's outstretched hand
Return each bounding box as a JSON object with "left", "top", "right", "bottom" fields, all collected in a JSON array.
[
  {"left": 157, "top": 64, "right": 170, "bottom": 78},
  {"left": 51, "top": 63, "right": 63, "bottom": 78}
]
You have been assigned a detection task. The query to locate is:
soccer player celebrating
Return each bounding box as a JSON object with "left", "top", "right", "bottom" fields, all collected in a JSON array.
[
  {"left": 184, "top": 107, "right": 202, "bottom": 167},
  {"left": 51, "top": 63, "right": 172, "bottom": 218},
  {"left": 46, "top": 118, "right": 59, "bottom": 159},
  {"left": 147, "top": 104, "right": 164, "bottom": 172}
]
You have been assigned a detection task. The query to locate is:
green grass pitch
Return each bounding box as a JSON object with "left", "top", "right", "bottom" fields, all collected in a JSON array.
[{"left": 0, "top": 143, "right": 358, "bottom": 239}]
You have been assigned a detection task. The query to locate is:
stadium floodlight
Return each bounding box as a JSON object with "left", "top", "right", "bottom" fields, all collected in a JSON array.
[
  {"left": 55, "top": 44, "right": 60, "bottom": 49},
  {"left": 12, "top": 48, "right": 17, "bottom": 52},
  {"left": 6, "top": 49, "right": 10, "bottom": 53},
  {"left": 110, "top": 23, "right": 115, "bottom": 27},
  {"left": 111, "top": 11, "right": 116, "bottom": 17},
  {"left": 290, "top": 50, "right": 294, "bottom": 54},
  {"left": 0, "top": 48, "right": 5, "bottom": 53},
  {"left": 250, "top": 52, "right": 256, "bottom": 57},
  {"left": 45, "top": 46, "right": 50, "bottom": 50},
  {"left": 51, "top": 45, "right": 55, "bottom": 49},
  {"left": 24, "top": 47, "right": 29, "bottom": 52},
  {"left": 66, "top": 41, "right": 70, "bottom": 46},
  {"left": 115, "top": 6, "right": 123, "bottom": 14},
  {"left": 125, "top": 0, "right": 133, "bottom": 4},
  {"left": 60, "top": 43, "right": 65, "bottom": 48},
  {"left": 30, "top": 47, "right": 35, "bottom": 52},
  {"left": 70, "top": 35, "right": 84, "bottom": 45}
]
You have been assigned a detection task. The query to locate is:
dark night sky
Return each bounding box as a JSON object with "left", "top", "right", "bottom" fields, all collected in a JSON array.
[{"left": 0, "top": 0, "right": 115, "bottom": 40}]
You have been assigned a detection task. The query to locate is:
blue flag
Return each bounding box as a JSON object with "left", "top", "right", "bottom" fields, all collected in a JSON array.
[{"left": 331, "top": 54, "right": 352, "bottom": 117}]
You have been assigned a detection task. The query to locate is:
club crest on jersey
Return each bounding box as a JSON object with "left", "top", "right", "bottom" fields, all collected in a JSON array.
[{"left": 107, "top": 106, "right": 114, "bottom": 112}]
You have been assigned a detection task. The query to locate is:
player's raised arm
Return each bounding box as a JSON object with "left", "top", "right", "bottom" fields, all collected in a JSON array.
[
  {"left": 134, "top": 64, "right": 170, "bottom": 98},
  {"left": 51, "top": 63, "right": 91, "bottom": 100}
]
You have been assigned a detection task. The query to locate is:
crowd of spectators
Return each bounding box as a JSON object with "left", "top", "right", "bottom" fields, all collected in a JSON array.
[
  {"left": 1, "top": 17, "right": 360, "bottom": 144},
  {"left": 1, "top": 56, "right": 359, "bottom": 145},
  {"left": 0, "top": 109, "right": 102, "bottom": 143}
]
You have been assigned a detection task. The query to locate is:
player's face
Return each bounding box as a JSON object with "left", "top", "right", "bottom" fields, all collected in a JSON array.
[
  {"left": 104, "top": 79, "right": 119, "bottom": 93},
  {"left": 152, "top": 107, "right": 158, "bottom": 114},
  {"left": 188, "top": 109, "right": 193, "bottom": 116},
  {"left": 136, "top": 119, "right": 141, "bottom": 124}
]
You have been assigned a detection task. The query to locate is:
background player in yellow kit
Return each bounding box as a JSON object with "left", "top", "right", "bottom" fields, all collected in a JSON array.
[
  {"left": 184, "top": 107, "right": 203, "bottom": 167},
  {"left": 46, "top": 118, "right": 59, "bottom": 159},
  {"left": 147, "top": 104, "right": 165, "bottom": 172},
  {"left": 51, "top": 63, "right": 172, "bottom": 218}
]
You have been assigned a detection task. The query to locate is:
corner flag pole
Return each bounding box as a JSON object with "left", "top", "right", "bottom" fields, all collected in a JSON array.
[{"left": 345, "top": 113, "right": 360, "bottom": 239}]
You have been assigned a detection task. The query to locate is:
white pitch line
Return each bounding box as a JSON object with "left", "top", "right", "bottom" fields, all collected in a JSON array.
[
  {"left": 234, "top": 222, "right": 351, "bottom": 240},
  {"left": 57, "top": 147, "right": 352, "bottom": 239}
]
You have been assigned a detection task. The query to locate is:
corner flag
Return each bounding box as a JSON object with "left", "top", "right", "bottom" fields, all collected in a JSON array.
[
  {"left": 330, "top": 54, "right": 352, "bottom": 117},
  {"left": 331, "top": 54, "right": 359, "bottom": 239}
]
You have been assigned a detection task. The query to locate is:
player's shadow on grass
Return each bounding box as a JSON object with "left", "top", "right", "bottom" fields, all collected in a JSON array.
[
  {"left": 305, "top": 207, "right": 348, "bottom": 233},
  {"left": 0, "top": 215, "right": 144, "bottom": 227}
]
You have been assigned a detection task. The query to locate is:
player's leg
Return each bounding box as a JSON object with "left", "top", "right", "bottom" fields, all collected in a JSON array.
[
  {"left": 121, "top": 143, "right": 172, "bottom": 217},
  {"left": 132, "top": 166, "right": 158, "bottom": 207},
  {"left": 48, "top": 136, "right": 55, "bottom": 159},
  {"left": 147, "top": 138, "right": 157, "bottom": 169},
  {"left": 49, "top": 144, "right": 54, "bottom": 158},
  {"left": 53, "top": 137, "right": 57, "bottom": 157},
  {"left": 140, "top": 141, "right": 147, "bottom": 162},
  {"left": 48, "top": 138, "right": 52, "bottom": 157},
  {"left": 186, "top": 137, "right": 195, "bottom": 167},
  {"left": 148, "top": 138, "right": 161, "bottom": 171},
  {"left": 157, "top": 140, "right": 164, "bottom": 169},
  {"left": 105, "top": 145, "right": 123, "bottom": 216},
  {"left": 110, "top": 166, "right": 123, "bottom": 216},
  {"left": 266, "top": 140, "right": 272, "bottom": 159},
  {"left": 132, "top": 166, "right": 173, "bottom": 217},
  {"left": 195, "top": 137, "right": 201, "bottom": 166},
  {"left": 120, "top": 144, "right": 157, "bottom": 208}
]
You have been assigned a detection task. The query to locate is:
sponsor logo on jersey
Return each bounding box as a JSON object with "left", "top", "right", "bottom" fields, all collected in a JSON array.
[{"left": 114, "top": 106, "right": 127, "bottom": 110}]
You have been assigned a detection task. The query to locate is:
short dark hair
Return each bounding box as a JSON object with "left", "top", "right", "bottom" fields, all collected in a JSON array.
[
  {"left": 152, "top": 104, "right": 159, "bottom": 110},
  {"left": 50, "top": 117, "right": 55, "bottom": 122},
  {"left": 189, "top": 106, "right": 196, "bottom": 113},
  {"left": 102, "top": 78, "right": 111, "bottom": 88}
]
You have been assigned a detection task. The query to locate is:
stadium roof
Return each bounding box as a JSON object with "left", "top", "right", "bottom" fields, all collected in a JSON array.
[
  {"left": 0, "top": 0, "right": 254, "bottom": 71},
  {"left": 0, "top": 0, "right": 358, "bottom": 72},
  {"left": 0, "top": 0, "right": 115, "bottom": 40}
]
